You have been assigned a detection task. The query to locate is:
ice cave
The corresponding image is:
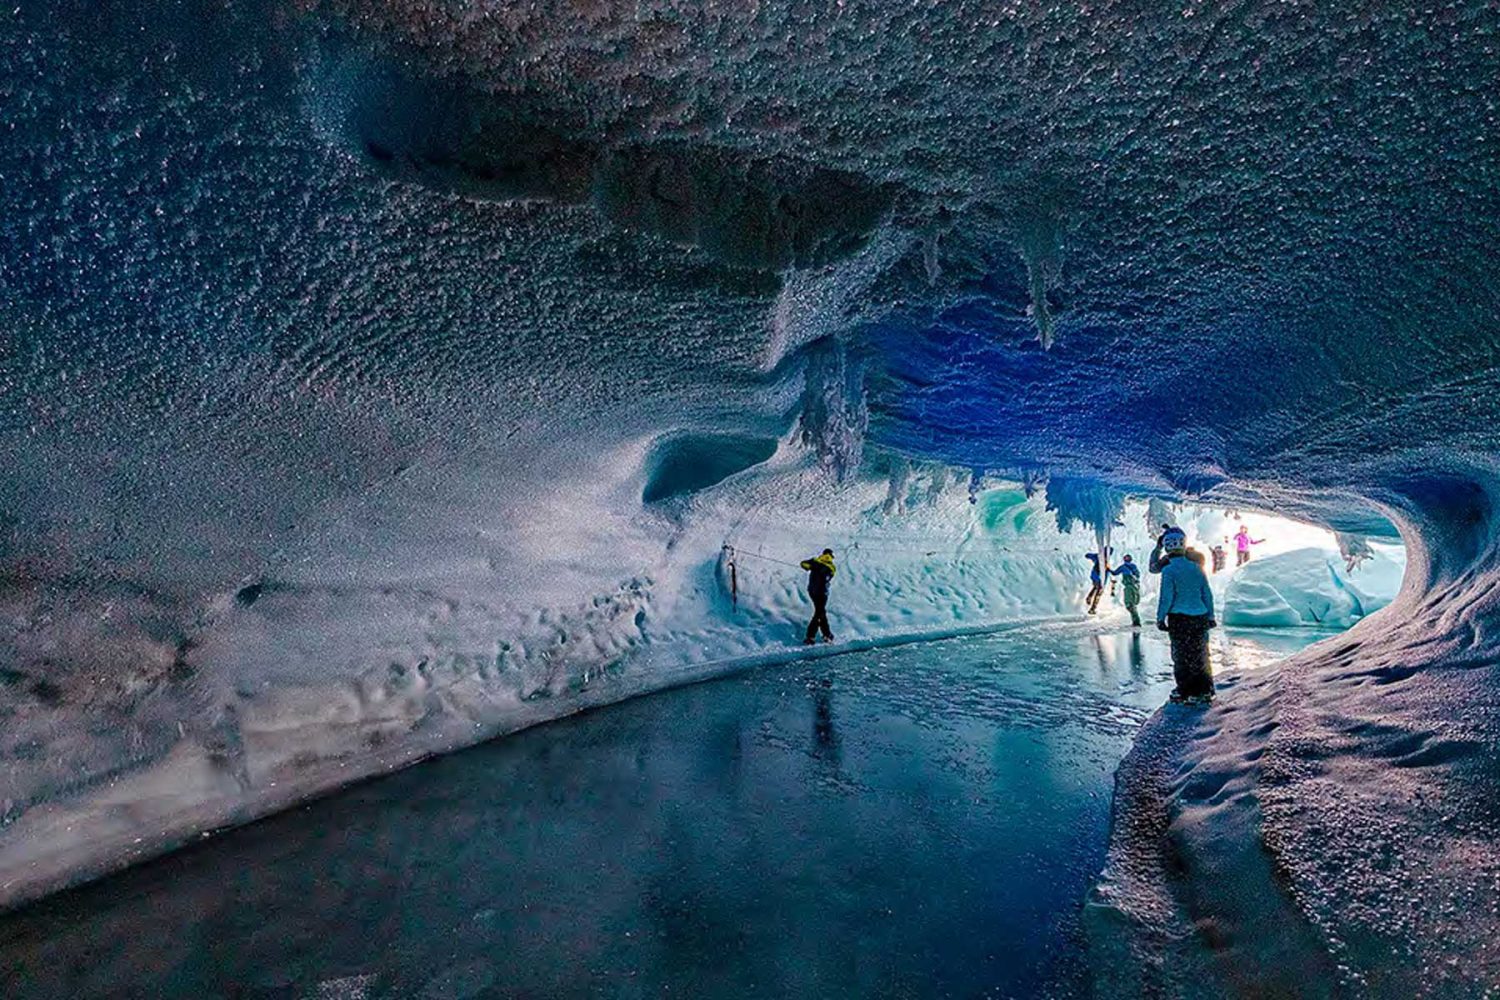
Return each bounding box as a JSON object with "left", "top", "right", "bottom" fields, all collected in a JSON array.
[{"left": 1, "top": 1, "right": 1497, "bottom": 997}]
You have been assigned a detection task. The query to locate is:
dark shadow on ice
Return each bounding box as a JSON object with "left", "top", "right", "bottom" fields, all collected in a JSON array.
[
  {"left": 308, "top": 39, "right": 894, "bottom": 271},
  {"left": 642, "top": 432, "right": 779, "bottom": 504},
  {"left": 810, "top": 678, "right": 840, "bottom": 766}
]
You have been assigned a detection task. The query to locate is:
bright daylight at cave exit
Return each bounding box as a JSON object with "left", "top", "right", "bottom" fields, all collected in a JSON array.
[{"left": 0, "top": 1, "right": 1496, "bottom": 997}]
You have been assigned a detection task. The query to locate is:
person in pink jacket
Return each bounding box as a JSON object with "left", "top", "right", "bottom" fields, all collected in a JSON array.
[{"left": 1234, "top": 525, "right": 1264, "bottom": 566}]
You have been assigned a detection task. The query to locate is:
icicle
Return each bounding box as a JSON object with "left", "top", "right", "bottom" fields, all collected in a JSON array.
[
  {"left": 1017, "top": 202, "right": 1066, "bottom": 350},
  {"left": 797, "top": 339, "right": 868, "bottom": 481},
  {"left": 1044, "top": 477, "right": 1126, "bottom": 539}
]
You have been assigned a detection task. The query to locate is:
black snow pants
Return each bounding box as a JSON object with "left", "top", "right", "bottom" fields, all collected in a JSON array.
[
  {"left": 806, "top": 592, "right": 833, "bottom": 643},
  {"left": 1086, "top": 579, "right": 1104, "bottom": 614},
  {"left": 1167, "top": 614, "right": 1214, "bottom": 697}
]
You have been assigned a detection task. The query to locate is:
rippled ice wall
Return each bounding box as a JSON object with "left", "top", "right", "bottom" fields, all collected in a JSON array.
[
  {"left": 0, "top": 407, "right": 1195, "bottom": 910},
  {"left": 0, "top": 381, "right": 1389, "bottom": 911}
]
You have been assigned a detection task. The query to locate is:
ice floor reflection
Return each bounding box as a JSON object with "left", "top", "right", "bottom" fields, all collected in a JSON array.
[{"left": 0, "top": 625, "right": 1329, "bottom": 999}]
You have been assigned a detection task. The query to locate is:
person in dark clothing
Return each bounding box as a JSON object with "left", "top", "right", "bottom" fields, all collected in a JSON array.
[
  {"left": 1165, "top": 615, "right": 1214, "bottom": 701},
  {"left": 1084, "top": 551, "right": 1105, "bottom": 614},
  {"left": 1155, "top": 531, "right": 1217, "bottom": 702},
  {"left": 1211, "top": 542, "right": 1227, "bottom": 574},
  {"left": 800, "top": 549, "right": 837, "bottom": 644}
]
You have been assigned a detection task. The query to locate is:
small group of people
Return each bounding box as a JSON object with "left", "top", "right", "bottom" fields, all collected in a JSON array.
[
  {"left": 795, "top": 521, "right": 1241, "bottom": 704},
  {"left": 1210, "top": 525, "right": 1264, "bottom": 573},
  {"left": 1084, "top": 548, "right": 1142, "bottom": 626},
  {"left": 1084, "top": 523, "right": 1219, "bottom": 703}
]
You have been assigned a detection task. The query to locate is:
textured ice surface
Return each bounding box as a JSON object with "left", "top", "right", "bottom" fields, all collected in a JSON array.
[
  {"left": 1092, "top": 495, "right": 1500, "bottom": 996},
  {"left": 0, "top": 623, "right": 1322, "bottom": 999},
  {"left": 2, "top": 0, "right": 1499, "bottom": 992},
  {"left": 0, "top": 464, "right": 1206, "bottom": 906},
  {"left": 1221, "top": 544, "right": 1405, "bottom": 628}
]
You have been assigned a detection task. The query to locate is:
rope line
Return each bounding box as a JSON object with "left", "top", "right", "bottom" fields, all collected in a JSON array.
[
  {"left": 721, "top": 541, "right": 1065, "bottom": 563},
  {"left": 721, "top": 544, "right": 804, "bottom": 569}
]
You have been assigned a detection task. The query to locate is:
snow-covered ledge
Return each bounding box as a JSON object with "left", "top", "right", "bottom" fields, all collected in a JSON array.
[{"left": 1088, "top": 468, "right": 1500, "bottom": 996}]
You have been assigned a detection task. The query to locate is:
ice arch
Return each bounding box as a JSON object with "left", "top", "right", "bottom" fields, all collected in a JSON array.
[{"left": 1089, "top": 467, "right": 1500, "bottom": 996}]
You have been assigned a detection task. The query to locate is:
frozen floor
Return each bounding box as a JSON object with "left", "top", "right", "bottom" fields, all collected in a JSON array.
[{"left": 0, "top": 624, "right": 1329, "bottom": 999}]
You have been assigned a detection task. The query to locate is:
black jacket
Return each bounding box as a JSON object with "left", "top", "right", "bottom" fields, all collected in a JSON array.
[{"left": 800, "top": 554, "right": 836, "bottom": 598}]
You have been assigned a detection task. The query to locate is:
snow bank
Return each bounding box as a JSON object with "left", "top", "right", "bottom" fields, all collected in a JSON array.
[{"left": 1221, "top": 545, "right": 1405, "bottom": 628}]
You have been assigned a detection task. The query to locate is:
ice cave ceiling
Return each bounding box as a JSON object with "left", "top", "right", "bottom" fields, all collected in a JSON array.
[
  {"left": 5, "top": 0, "right": 1497, "bottom": 543},
  {"left": 9, "top": 4, "right": 1500, "bottom": 976}
]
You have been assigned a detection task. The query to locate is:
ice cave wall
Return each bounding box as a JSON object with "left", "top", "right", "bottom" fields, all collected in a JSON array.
[
  {"left": 0, "top": 379, "right": 1399, "bottom": 912},
  {"left": 0, "top": 409, "right": 1192, "bottom": 910}
]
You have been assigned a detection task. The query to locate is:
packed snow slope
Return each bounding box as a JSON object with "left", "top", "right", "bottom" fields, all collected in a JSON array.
[{"left": 1, "top": 0, "right": 1498, "bottom": 990}]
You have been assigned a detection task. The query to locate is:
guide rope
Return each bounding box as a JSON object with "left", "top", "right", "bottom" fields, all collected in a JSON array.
[
  {"left": 720, "top": 544, "right": 807, "bottom": 611},
  {"left": 720, "top": 544, "right": 804, "bottom": 570}
]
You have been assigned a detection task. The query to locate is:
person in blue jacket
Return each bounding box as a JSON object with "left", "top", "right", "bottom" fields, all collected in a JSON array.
[
  {"left": 1155, "top": 531, "right": 1217, "bottom": 701},
  {"left": 1084, "top": 550, "right": 1106, "bottom": 614},
  {"left": 1108, "top": 554, "right": 1143, "bottom": 627}
]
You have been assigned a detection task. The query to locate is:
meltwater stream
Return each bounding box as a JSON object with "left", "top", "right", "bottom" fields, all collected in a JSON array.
[{"left": 0, "top": 624, "right": 1328, "bottom": 999}]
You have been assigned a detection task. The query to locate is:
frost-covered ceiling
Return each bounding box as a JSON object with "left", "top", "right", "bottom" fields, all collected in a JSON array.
[{"left": 3, "top": 0, "right": 1499, "bottom": 555}]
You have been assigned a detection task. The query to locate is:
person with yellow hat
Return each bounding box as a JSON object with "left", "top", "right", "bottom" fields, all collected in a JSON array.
[{"left": 800, "top": 549, "right": 837, "bottom": 645}]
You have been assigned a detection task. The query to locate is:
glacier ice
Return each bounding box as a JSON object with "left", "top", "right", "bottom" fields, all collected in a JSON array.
[
  {"left": 2, "top": 0, "right": 1500, "bottom": 993},
  {"left": 0, "top": 621, "right": 1332, "bottom": 999},
  {"left": 1221, "top": 545, "right": 1405, "bottom": 629}
]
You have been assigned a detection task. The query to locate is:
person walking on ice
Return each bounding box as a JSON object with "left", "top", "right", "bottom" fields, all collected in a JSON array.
[
  {"left": 1234, "top": 524, "right": 1264, "bottom": 566},
  {"left": 1109, "top": 554, "right": 1143, "bottom": 628},
  {"left": 800, "top": 548, "right": 837, "bottom": 645},
  {"left": 1155, "top": 530, "right": 1217, "bottom": 703}
]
